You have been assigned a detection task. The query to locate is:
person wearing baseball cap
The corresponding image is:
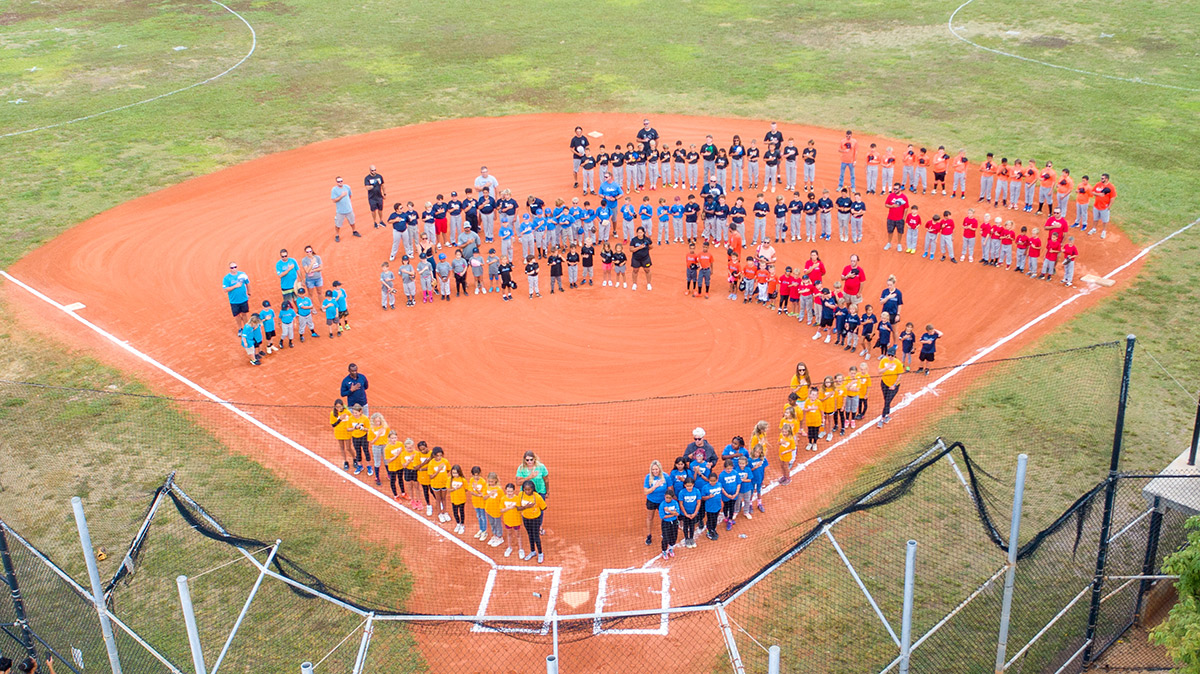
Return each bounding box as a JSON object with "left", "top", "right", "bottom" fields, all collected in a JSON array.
[
  {"left": 222, "top": 262, "right": 251, "bottom": 332},
  {"left": 878, "top": 346, "right": 904, "bottom": 428}
]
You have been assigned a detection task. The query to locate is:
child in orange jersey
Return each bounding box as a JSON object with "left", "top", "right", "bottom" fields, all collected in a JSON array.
[{"left": 802, "top": 389, "right": 823, "bottom": 452}]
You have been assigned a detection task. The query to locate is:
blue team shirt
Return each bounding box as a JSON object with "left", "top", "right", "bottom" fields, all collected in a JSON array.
[
  {"left": 322, "top": 298, "right": 338, "bottom": 320},
  {"left": 689, "top": 459, "right": 711, "bottom": 480},
  {"left": 644, "top": 473, "right": 668, "bottom": 504},
  {"left": 658, "top": 500, "right": 680, "bottom": 522},
  {"left": 238, "top": 324, "right": 255, "bottom": 348},
  {"left": 669, "top": 468, "right": 690, "bottom": 495},
  {"left": 638, "top": 204, "right": 653, "bottom": 222},
  {"left": 750, "top": 456, "right": 767, "bottom": 483},
  {"left": 678, "top": 487, "right": 702, "bottom": 517},
  {"left": 295, "top": 296, "right": 313, "bottom": 316},
  {"left": 499, "top": 226, "right": 513, "bottom": 241},
  {"left": 621, "top": 205, "right": 637, "bottom": 222},
  {"left": 704, "top": 482, "right": 724, "bottom": 512},
  {"left": 279, "top": 308, "right": 296, "bottom": 325},
  {"left": 334, "top": 287, "right": 348, "bottom": 312},
  {"left": 276, "top": 259, "right": 300, "bottom": 289},
  {"left": 901, "top": 331, "right": 916, "bottom": 354},
  {"left": 223, "top": 272, "right": 249, "bottom": 304},
  {"left": 259, "top": 308, "right": 276, "bottom": 333},
  {"left": 722, "top": 445, "right": 749, "bottom": 463},
  {"left": 597, "top": 206, "right": 613, "bottom": 222},
  {"left": 657, "top": 205, "right": 671, "bottom": 222},
  {"left": 921, "top": 331, "right": 940, "bottom": 354},
  {"left": 669, "top": 203, "right": 684, "bottom": 219},
  {"left": 719, "top": 470, "right": 740, "bottom": 500},
  {"left": 737, "top": 468, "right": 753, "bottom": 494}
]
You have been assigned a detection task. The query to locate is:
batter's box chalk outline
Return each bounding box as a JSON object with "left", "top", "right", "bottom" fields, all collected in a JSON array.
[
  {"left": 593, "top": 568, "right": 671, "bottom": 635},
  {"left": 472, "top": 564, "right": 562, "bottom": 635}
]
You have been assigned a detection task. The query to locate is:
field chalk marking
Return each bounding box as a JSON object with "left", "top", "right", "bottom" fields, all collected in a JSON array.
[
  {"left": 0, "top": 0, "right": 257, "bottom": 140},
  {"left": 642, "top": 215, "right": 1199, "bottom": 569},
  {"left": 471, "top": 565, "right": 562, "bottom": 634},
  {"left": 0, "top": 269, "right": 497, "bottom": 570},
  {"left": 593, "top": 568, "right": 670, "bottom": 635},
  {"left": 948, "top": 0, "right": 1200, "bottom": 93}
]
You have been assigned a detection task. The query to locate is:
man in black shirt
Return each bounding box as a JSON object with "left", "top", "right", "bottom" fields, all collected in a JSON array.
[
  {"left": 364, "top": 166, "right": 385, "bottom": 228},
  {"left": 570, "top": 126, "right": 589, "bottom": 189},
  {"left": 628, "top": 226, "right": 653, "bottom": 291},
  {"left": 700, "top": 135, "right": 718, "bottom": 185},
  {"left": 636, "top": 119, "right": 659, "bottom": 155}
]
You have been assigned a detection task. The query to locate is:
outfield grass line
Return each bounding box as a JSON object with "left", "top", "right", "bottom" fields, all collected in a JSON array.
[
  {"left": 0, "top": 269, "right": 498, "bottom": 570},
  {"left": 948, "top": 0, "right": 1200, "bottom": 93},
  {"left": 0, "top": 0, "right": 258, "bottom": 140}
]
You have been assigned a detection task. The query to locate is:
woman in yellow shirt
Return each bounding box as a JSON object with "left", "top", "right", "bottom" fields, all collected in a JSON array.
[
  {"left": 448, "top": 465, "right": 469, "bottom": 534},
  {"left": 498, "top": 483, "right": 524, "bottom": 558},
  {"left": 790, "top": 361, "right": 812, "bottom": 400},
  {"left": 347, "top": 404, "right": 372, "bottom": 476},
  {"left": 778, "top": 425, "right": 796, "bottom": 484},
  {"left": 411, "top": 441, "right": 434, "bottom": 516},
  {"left": 383, "top": 431, "right": 407, "bottom": 501},
  {"left": 329, "top": 399, "right": 353, "bottom": 472},
  {"left": 426, "top": 447, "right": 451, "bottom": 523},
  {"left": 468, "top": 467, "right": 490, "bottom": 542},
  {"left": 803, "top": 389, "right": 824, "bottom": 452},
  {"left": 819, "top": 376, "right": 837, "bottom": 440},
  {"left": 369, "top": 413, "right": 390, "bottom": 486},
  {"left": 483, "top": 473, "right": 504, "bottom": 547},
  {"left": 518, "top": 480, "right": 549, "bottom": 564}
]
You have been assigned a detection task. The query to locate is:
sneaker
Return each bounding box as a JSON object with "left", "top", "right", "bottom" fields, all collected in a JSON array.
[
  {"left": 725, "top": 520, "right": 733, "bottom": 531},
  {"left": 632, "top": 284, "right": 637, "bottom": 291},
  {"left": 645, "top": 534, "right": 652, "bottom": 545},
  {"left": 884, "top": 415, "right": 892, "bottom": 424},
  {"left": 950, "top": 258, "right": 958, "bottom": 264},
  {"left": 745, "top": 511, "right": 753, "bottom": 520},
  {"left": 667, "top": 547, "right": 675, "bottom": 558},
  {"left": 623, "top": 282, "right": 627, "bottom": 288},
  {"left": 335, "top": 235, "right": 340, "bottom": 242},
  {"left": 707, "top": 531, "right": 719, "bottom": 541},
  {"left": 425, "top": 505, "right": 433, "bottom": 516},
  {"left": 813, "top": 332, "right": 821, "bottom": 340},
  {"left": 824, "top": 335, "right": 831, "bottom": 344},
  {"left": 353, "top": 463, "right": 363, "bottom": 475},
  {"left": 366, "top": 466, "right": 374, "bottom": 477},
  {"left": 758, "top": 503, "right": 765, "bottom": 513},
  {"left": 504, "top": 547, "right": 513, "bottom": 558},
  {"left": 1100, "top": 230, "right": 1106, "bottom": 239},
  {"left": 647, "top": 284, "right": 652, "bottom": 291},
  {"left": 876, "top": 418, "right": 884, "bottom": 429},
  {"left": 661, "top": 551, "right": 668, "bottom": 560},
  {"left": 537, "top": 553, "right": 544, "bottom": 564},
  {"left": 883, "top": 243, "right": 891, "bottom": 251},
  {"left": 342, "top": 462, "right": 350, "bottom": 472},
  {"left": 352, "top": 231, "right": 362, "bottom": 238}
]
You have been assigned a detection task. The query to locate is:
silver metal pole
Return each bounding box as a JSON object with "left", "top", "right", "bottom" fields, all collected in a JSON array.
[
  {"left": 898, "top": 539, "right": 917, "bottom": 674},
  {"left": 300, "top": 663, "right": 313, "bottom": 674},
  {"left": 714, "top": 602, "right": 746, "bottom": 674},
  {"left": 176, "top": 576, "right": 207, "bottom": 674},
  {"left": 768, "top": 645, "right": 781, "bottom": 674},
  {"left": 545, "top": 654, "right": 559, "bottom": 674},
  {"left": 210, "top": 541, "right": 280, "bottom": 674},
  {"left": 994, "top": 453, "right": 1029, "bottom": 673},
  {"left": 72, "top": 497, "right": 124, "bottom": 674},
  {"left": 351, "top": 613, "right": 374, "bottom": 674},
  {"left": 551, "top": 611, "right": 559, "bottom": 664}
]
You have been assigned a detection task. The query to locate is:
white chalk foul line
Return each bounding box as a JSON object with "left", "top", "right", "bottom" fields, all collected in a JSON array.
[
  {"left": 948, "top": 0, "right": 1200, "bottom": 94},
  {"left": 0, "top": 0, "right": 258, "bottom": 140},
  {"left": 641, "top": 216, "right": 1200, "bottom": 569},
  {"left": 0, "top": 269, "right": 497, "bottom": 570}
]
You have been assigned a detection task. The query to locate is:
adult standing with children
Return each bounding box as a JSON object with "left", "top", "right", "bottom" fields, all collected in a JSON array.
[
  {"left": 222, "top": 262, "right": 251, "bottom": 331},
  {"left": 877, "top": 346, "right": 904, "bottom": 427},
  {"left": 340, "top": 363, "right": 369, "bottom": 416},
  {"left": 840, "top": 254, "right": 867, "bottom": 309},
  {"left": 516, "top": 451, "right": 550, "bottom": 534},
  {"left": 474, "top": 166, "right": 499, "bottom": 198},
  {"left": 330, "top": 176, "right": 359, "bottom": 242},
  {"left": 570, "top": 126, "right": 589, "bottom": 188},
  {"left": 880, "top": 275, "right": 903, "bottom": 323},
  {"left": 364, "top": 165, "right": 386, "bottom": 228},
  {"left": 275, "top": 249, "right": 300, "bottom": 305}
]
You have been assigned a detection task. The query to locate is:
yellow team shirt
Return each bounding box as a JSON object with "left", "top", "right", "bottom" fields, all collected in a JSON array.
[
  {"left": 330, "top": 410, "right": 351, "bottom": 440},
  {"left": 880, "top": 357, "right": 903, "bottom": 388},
  {"left": 414, "top": 450, "right": 433, "bottom": 484},
  {"left": 519, "top": 492, "right": 548, "bottom": 520},
  {"left": 845, "top": 377, "right": 862, "bottom": 398},
  {"left": 790, "top": 375, "right": 811, "bottom": 400},
  {"left": 371, "top": 424, "right": 390, "bottom": 447},
  {"left": 347, "top": 412, "right": 370, "bottom": 438},
  {"left": 803, "top": 401, "right": 824, "bottom": 428},
  {"left": 819, "top": 388, "right": 837, "bottom": 414},
  {"left": 857, "top": 371, "right": 871, "bottom": 398},
  {"left": 779, "top": 433, "right": 797, "bottom": 462},
  {"left": 500, "top": 494, "right": 523, "bottom": 527},
  {"left": 484, "top": 485, "right": 504, "bottom": 518},
  {"left": 448, "top": 475, "right": 468, "bottom": 505},
  {"left": 835, "top": 383, "right": 847, "bottom": 408},
  {"left": 399, "top": 445, "right": 417, "bottom": 472},
  {"left": 426, "top": 458, "right": 450, "bottom": 489},
  {"left": 750, "top": 431, "right": 769, "bottom": 454},
  {"left": 384, "top": 441, "right": 406, "bottom": 472},
  {"left": 469, "top": 477, "right": 489, "bottom": 509}
]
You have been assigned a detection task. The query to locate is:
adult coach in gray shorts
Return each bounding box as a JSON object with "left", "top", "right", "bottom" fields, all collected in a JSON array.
[{"left": 330, "top": 176, "right": 359, "bottom": 242}]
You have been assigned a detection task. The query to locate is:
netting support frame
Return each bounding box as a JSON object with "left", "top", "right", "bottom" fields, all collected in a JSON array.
[
  {"left": 0, "top": 525, "right": 36, "bottom": 660},
  {"left": 1133, "top": 497, "right": 1165, "bottom": 626},
  {"left": 1081, "top": 334, "right": 1136, "bottom": 667},
  {"left": 210, "top": 540, "right": 281, "bottom": 674},
  {"left": 71, "top": 496, "right": 125, "bottom": 674},
  {"left": 993, "top": 453, "right": 1029, "bottom": 672}
]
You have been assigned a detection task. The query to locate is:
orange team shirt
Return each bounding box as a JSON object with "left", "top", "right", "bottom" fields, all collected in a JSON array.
[
  {"left": 686, "top": 252, "right": 698, "bottom": 270},
  {"left": 1024, "top": 165, "right": 1039, "bottom": 184},
  {"left": 698, "top": 251, "right": 713, "bottom": 269},
  {"left": 883, "top": 150, "right": 896, "bottom": 167},
  {"left": 980, "top": 159, "right": 996, "bottom": 175},
  {"left": 729, "top": 231, "right": 743, "bottom": 257},
  {"left": 469, "top": 476, "right": 489, "bottom": 509},
  {"left": 1039, "top": 167, "right": 1057, "bottom": 188},
  {"left": 756, "top": 267, "right": 770, "bottom": 284},
  {"left": 1075, "top": 181, "right": 1092, "bottom": 204},
  {"left": 802, "top": 400, "right": 823, "bottom": 428},
  {"left": 997, "top": 164, "right": 1011, "bottom": 179},
  {"left": 902, "top": 149, "right": 916, "bottom": 166},
  {"left": 932, "top": 152, "right": 949, "bottom": 173},
  {"left": 484, "top": 484, "right": 504, "bottom": 518},
  {"left": 840, "top": 137, "right": 857, "bottom": 163},
  {"left": 845, "top": 376, "right": 861, "bottom": 397},
  {"left": 916, "top": 152, "right": 928, "bottom": 168},
  {"left": 857, "top": 370, "right": 871, "bottom": 398},
  {"left": 728, "top": 259, "right": 741, "bottom": 280},
  {"left": 1057, "top": 175, "right": 1074, "bottom": 196},
  {"left": 953, "top": 154, "right": 968, "bottom": 174},
  {"left": 819, "top": 388, "right": 837, "bottom": 414},
  {"left": 834, "top": 383, "right": 847, "bottom": 407},
  {"left": 743, "top": 260, "right": 757, "bottom": 279},
  {"left": 1092, "top": 182, "right": 1117, "bottom": 209},
  {"left": 767, "top": 274, "right": 778, "bottom": 295},
  {"left": 448, "top": 475, "right": 468, "bottom": 505},
  {"left": 779, "top": 433, "right": 797, "bottom": 462},
  {"left": 866, "top": 149, "right": 880, "bottom": 165}
]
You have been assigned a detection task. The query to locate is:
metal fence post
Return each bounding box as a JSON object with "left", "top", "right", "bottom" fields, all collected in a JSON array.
[
  {"left": 994, "top": 453, "right": 1029, "bottom": 672},
  {"left": 0, "top": 525, "right": 36, "bottom": 660},
  {"left": 72, "top": 497, "right": 124, "bottom": 674},
  {"left": 1133, "top": 497, "right": 1164, "bottom": 625},
  {"left": 551, "top": 611, "right": 559, "bottom": 666},
  {"left": 767, "top": 645, "right": 781, "bottom": 674},
  {"left": 899, "top": 540, "right": 917, "bottom": 674},
  {"left": 1189, "top": 392, "right": 1200, "bottom": 466},
  {"left": 176, "top": 576, "right": 207, "bottom": 674},
  {"left": 1081, "top": 334, "right": 1136, "bottom": 666},
  {"left": 545, "top": 654, "right": 559, "bottom": 674},
  {"left": 300, "top": 663, "right": 313, "bottom": 674},
  {"left": 351, "top": 613, "right": 374, "bottom": 674}
]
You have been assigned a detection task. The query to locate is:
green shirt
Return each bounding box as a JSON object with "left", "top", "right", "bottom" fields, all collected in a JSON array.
[{"left": 516, "top": 463, "right": 549, "bottom": 494}]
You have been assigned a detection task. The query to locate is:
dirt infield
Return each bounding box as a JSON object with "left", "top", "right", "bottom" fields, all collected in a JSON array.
[{"left": 3, "top": 113, "right": 1143, "bottom": 671}]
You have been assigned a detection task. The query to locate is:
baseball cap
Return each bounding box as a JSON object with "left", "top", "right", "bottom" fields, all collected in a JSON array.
[
  {"left": 451, "top": 191, "right": 458, "bottom": 197},
  {"left": 887, "top": 345, "right": 898, "bottom": 356},
  {"left": 438, "top": 253, "right": 446, "bottom": 260}
]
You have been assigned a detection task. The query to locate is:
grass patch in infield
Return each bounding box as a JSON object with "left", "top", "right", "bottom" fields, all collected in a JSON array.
[{"left": 2, "top": 0, "right": 1200, "bottom": 669}]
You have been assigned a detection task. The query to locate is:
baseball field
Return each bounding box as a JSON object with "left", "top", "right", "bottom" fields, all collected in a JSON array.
[{"left": 1, "top": 1, "right": 1198, "bottom": 672}]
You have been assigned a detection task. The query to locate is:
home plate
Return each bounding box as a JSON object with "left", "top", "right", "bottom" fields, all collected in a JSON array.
[
  {"left": 587, "top": 131, "right": 603, "bottom": 138},
  {"left": 1081, "top": 274, "right": 1114, "bottom": 287},
  {"left": 561, "top": 591, "right": 590, "bottom": 608},
  {"left": 63, "top": 302, "right": 86, "bottom": 312}
]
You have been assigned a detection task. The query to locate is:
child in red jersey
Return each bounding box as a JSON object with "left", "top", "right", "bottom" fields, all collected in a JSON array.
[
  {"left": 777, "top": 266, "right": 796, "bottom": 315},
  {"left": 960, "top": 208, "right": 978, "bottom": 262},
  {"left": 788, "top": 266, "right": 802, "bottom": 316},
  {"left": 1025, "top": 227, "right": 1043, "bottom": 278},
  {"left": 979, "top": 213, "right": 993, "bottom": 264},
  {"left": 1015, "top": 226, "right": 1030, "bottom": 273},
  {"left": 798, "top": 273, "right": 816, "bottom": 324},
  {"left": 1040, "top": 234, "right": 1061, "bottom": 281},
  {"left": 904, "top": 205, "right": 921, "bottom": 254},
  {"left": 999, "top": 221, "right": 1015, "bottom": 268},
  {"left": 1061, "top": 235, "right": 1079, "bottom": 287}
]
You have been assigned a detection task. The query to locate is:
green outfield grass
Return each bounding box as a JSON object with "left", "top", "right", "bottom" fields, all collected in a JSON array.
[{"left": 2, "top": 0, "right": 1198, "bottom": 671}]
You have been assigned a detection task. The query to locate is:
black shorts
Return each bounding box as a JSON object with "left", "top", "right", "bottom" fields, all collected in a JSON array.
[
  {"left": 886, "top": 219, "right": 903, "bottom": 234},
  {"left": 631, "top": 256, "right": 651, "bottom": 269},
  {"left": 819, "top": 316, "right": 833, "bottom": 328},
  {"left": 369, "top": 196, "right": 384, "bottom": 211},
  {"left": 264, "top": 329, "right": 277, "bottom": 340},
  {"left": 919, "top": 352, "right": 935, "bottom": 363},
  {"left": 230, "top": 301, "right": 250, "bottom": 317},
  {"left": 403, "top": 469, "right": 418, "bottom": 482},
  {"left": 338, "top": 309, "right": 349, "bottom": 319},
  {"left": 646, "top": 499, "right": 661, "bottom": 511},
  {"left": 861, "top": 330, "right": 874, "bottom": 342},
  {"left": 933, "top": 171, "right": 946, "bottom": 182}
]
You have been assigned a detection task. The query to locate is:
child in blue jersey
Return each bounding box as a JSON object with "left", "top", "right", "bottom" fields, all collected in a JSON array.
[
  {"left": 331, "top": 280, "right": 349, "bottom": 333},
  {"left": 278, "top": 300, "right": 296, "bottom": 349},
  {"left": 843, "top": 304, "right": 861, "bottom": 353},
  {"left": 486, "top": 248, "right": 501, "bottom": 294},
  {"left": 917, "top": 324, "right": 944, "bottom": 375},
  {"left": 669, "top": 457, "right": 690, "bottom": 496},
  {"left": 658, "top": 489, "right": 680, "bottom": 559},
  {"left": 718, "top": 458, "right": 740, "bottom": 530},
  {"left": 677, "top": 477, "right": 703, "bottom": 548},
  {"left": 321, "top": 291, "right": 339, "bottom": 338},
  {"left": 581, "top": 202, "right": 597, "bottom": 241},
  {"left": 294, "top": 287, "right": 317, "bottom": 341},
  {"left": 531, "top": 211, "right": 547, "bottom": 259},
  {"left": 637, "top": 196, "right": 653, "bottom": 238},
  {"left": 900, "top": 322, "right": 917, "bottom": 371},
  {"left": 703, "top": 472, "right": 723, "bottom": 540},
  {"left": 258, "top": 300, "right": 277, "bottom": 354},
  {"left": 689, "top": 449, "right": 711, "bottom": 484},
  {"left": 749, "top": 444, "right": 768, "bottom": 514},
  {"left": 498, "top": 218, "right": 514, "bottom": 262},
  {"left": 620, "top": 197, "right": 637, "bottom": 243},
  {"left": 669, "top": 196, "right": 684, "bottom": 243},
  {"left": 239, "top": 315, "right": 260, "bottom": 365},
  {"left": 655, "top": 198, "right": 671, "bottom": 246},
  {"left": 875, "top": 312, "right": 894, "bottom": 358},
  {"left": 859, "top": 304, "right": 878, "bottom": 359},
  {"left": 722, "top": 436, "right": 749, "bottom": 464},
  {"left": 736, "top": 455, "right": 754, "bottom": 522}
]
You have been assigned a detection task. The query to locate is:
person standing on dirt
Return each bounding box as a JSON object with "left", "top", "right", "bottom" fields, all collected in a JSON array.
[
  {"left": 340, "top": 363, "right": 369, "bottom": 416},
  {"left": 364, "top": 165, "right": 386, "bottom": 229},
  {"left": 222, "top": 262, "right": 251, "bottom": 332},
  {"left": 570, "top": 126, "right": 589, "bottom": 188},
  {"left": 877, "top": 347, "right": 904, "bottom": 428},
  {"left": 330, "top": 176, "right": 358, "bottom": 242},
  {"left": 685, "top": 428, "right": 719, "bottom": 472},
  {"left": 637, "top": 118, "right": 659, "bottom": 155},
  {"left": 474, "top": 167, "right": 499, "bottom": 198}
]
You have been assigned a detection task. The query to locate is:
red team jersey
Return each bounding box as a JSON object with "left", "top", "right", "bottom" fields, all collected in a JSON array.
[{"left": 962, "top": 216, "right": 978, "bottom": 238}]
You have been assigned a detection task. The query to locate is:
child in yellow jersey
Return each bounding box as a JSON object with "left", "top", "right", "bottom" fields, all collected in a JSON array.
[
  {"left": 819, "top": 376, "right": 837, "bottom": 440},
  {"left": 448, "top": 465, "right": 469, "bottom": 534},
  {"left": 426, "top": 447, "right": 451, "bottom": 523},
  {"left": 780, "top": 406, "right": 799, "bottom": 437},
  {"left": 347, "top": 404, "right": 372, "bottom": 476},
  {"left": 383, "top": 431, "right": 407, "bottom": 501},
  {"left": 844, "top": 366, "right": 862, "bottom": 430},
  {"left": 750, "top": 420, "right": 771, "bottom": 458},
  {"left": 330, "top": 399, "right": 353, "bottom": 472},
  {"left": 369, "top": 412, "right": 390, "bottom": 486},
  {"left": 483, "top": 472, "right": 504, "bottom": 547},
  {"left": 518, "top": 480, "right": 549, "bottom": 564},
  {"left": 498, "top": 483, "right": 524, "bottom": 558},
  {"left": 399, "top": 439, "right": 419, "bottom": 510},
  {"left": 833, "top": 373, "right": 848, "bottom": 438},
  {"left": 468, "top": 467, "right": 490, "bottom": 542},
  {"left": 856, "top": 362, "right": 872, "bottom": 421},
  {"left": 782, "top": 391, "right": 801, "bottom": 421},
  {"left": 778, "top": 425, "right": 797, "bottom": 484},
  {"left": 412, "top": 441, "right": 434, "bottom": 516},
  {"left": 803, "top": 389, "right": 824, "bottom": 452}
]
